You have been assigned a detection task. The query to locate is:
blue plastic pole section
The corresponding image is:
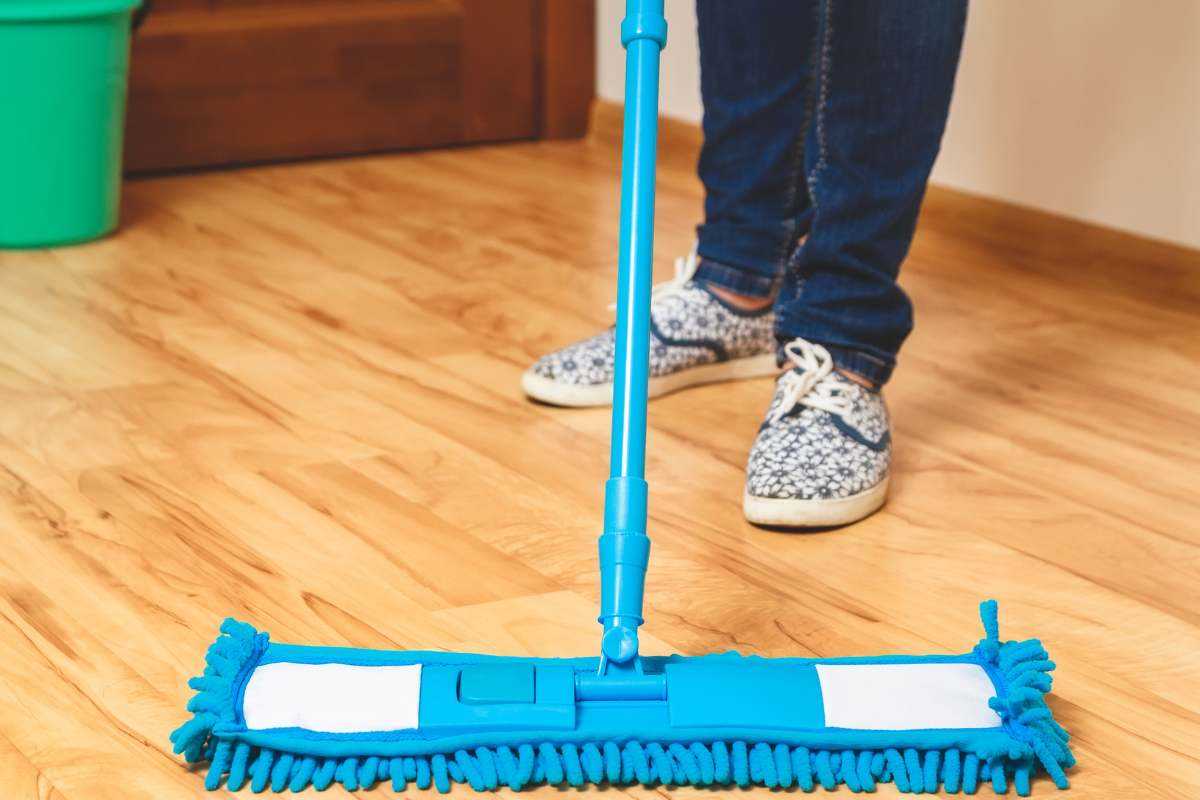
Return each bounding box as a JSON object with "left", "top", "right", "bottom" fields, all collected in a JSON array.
[{"left": 596, "top": 0, "right": 667, "bottom": 674}]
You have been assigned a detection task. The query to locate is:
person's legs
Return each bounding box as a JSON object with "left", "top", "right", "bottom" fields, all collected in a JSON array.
[
  {"left": 693, "top": 0, "right": 819, "bottom": 301},
  {"left": 775, "top": 0, "right": 968, "bottom": 385},
  {"left": 743, "top": 1, "right": 967, "bottom": 527},
  {"left": 525, "top": 0, "right": 965, "bottom": 418}
]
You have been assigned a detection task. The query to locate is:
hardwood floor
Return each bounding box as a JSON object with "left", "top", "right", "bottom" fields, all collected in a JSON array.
[{"left": 0, "top": 105, "right": 1197, "bottom": 798}]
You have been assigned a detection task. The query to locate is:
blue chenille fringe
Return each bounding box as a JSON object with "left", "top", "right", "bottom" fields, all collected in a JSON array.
[{"left": 170, "top": 601, "right": 1073, "bottom": 795}]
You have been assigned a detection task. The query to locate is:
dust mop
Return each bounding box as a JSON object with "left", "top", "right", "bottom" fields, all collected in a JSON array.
[{"left": 171, "top": 1, "right": 1074, "bottom": 793}]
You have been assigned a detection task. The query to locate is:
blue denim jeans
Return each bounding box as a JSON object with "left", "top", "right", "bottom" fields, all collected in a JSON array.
[{"left": 692, "top": 0, "right": 967, "bottom": 385}]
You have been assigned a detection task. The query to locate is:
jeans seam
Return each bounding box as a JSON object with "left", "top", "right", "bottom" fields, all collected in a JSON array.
[
  {"left": 774, "top": 144, "right": 803, "bottom": 276},
  {"left": 776, "top": 4, "right": 823, "bottom": 276},
  {"left": 807, "top": 0, "right": 835, "bottom": 208}
]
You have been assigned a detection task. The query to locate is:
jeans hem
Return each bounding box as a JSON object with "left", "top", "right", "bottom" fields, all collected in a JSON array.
[
  {"left": 830, "top": 346, "right": 893, "bottom": 386},
  {"left": 694, "top": 258, "right": 777, "bottom": 299}
]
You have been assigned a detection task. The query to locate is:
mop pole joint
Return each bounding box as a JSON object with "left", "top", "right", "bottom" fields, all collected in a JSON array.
[{"left": 620, "top": 9, "right": 668, "bottom": 48}]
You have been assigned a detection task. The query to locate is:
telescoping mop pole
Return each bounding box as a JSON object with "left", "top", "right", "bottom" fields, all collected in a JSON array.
[{"left": 593, "top": 0, "right": 667, "bottom": 683}]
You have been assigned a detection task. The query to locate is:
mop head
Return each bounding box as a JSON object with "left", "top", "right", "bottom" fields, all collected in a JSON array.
[{"left": 171, "top": 600, "right": 1073, "bottom": 795}]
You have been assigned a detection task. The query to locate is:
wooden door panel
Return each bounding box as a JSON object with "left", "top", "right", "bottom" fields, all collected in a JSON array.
[
  {"left": 460, "top": 0, "right": 537, "bottom": 142},
  {"left": 124, "top": 0, "right": 586, "bottom": 173}
]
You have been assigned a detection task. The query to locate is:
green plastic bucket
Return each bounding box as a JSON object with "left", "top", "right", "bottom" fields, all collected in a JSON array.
[{"left": 0, "top": 0, "right": 141, "bottom": 248}]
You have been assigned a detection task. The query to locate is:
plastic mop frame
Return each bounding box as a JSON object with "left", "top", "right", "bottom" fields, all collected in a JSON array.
[{"left": 171, "top": 1, "right": 1074, "bottom": 793}]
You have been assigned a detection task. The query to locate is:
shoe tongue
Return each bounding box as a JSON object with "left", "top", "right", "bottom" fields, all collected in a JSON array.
[
  {"left": 782, "top": 366, "right": 862, "bottom": 392},
  {"left": 780, "top": 364, "right": 849, "bottom": 387}
]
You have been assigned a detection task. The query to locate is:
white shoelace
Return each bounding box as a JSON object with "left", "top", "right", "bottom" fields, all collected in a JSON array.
[
  {"left": 770, "top": 339, "right": 855, "bottom": 423},
  {"left": 607, "top": 245, "right": 701, "bottom": 311}
]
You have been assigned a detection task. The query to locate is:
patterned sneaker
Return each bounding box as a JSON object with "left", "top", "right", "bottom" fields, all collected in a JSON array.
[
  {"left": 743, "top": 338, "right": 891, "bottom": 527},
  {"left": 522, "top": 250, "right": 777, "bottom": 407}
]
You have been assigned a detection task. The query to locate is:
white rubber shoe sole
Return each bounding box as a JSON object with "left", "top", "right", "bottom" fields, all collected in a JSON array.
[
  {"left": 742, "top": 477, "right": 889, "bottom": 528},
  {"left": 521, "top": 353, "right": 778, "bottom": 408}
]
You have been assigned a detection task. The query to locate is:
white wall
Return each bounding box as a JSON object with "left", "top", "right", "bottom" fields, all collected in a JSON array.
[
  {"left": 596, "top": 1, "right": 1200, "bottom": 249},
  {"left": 597, "top": 0, "right": 703, "bottom": 126}
]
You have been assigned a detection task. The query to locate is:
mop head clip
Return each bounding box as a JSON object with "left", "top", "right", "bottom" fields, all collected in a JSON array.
[{"left": 171, "top": 600, "right": 1073, "bottom": 794}]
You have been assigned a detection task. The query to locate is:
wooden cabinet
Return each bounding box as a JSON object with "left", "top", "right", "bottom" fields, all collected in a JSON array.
[{"left": 124, "top": 0, "right": 595, "bottom": 172}]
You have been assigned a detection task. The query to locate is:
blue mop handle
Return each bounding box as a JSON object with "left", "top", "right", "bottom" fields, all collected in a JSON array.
[{"left": 597, "top": 0, "right": 667, "bottom": 668}]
